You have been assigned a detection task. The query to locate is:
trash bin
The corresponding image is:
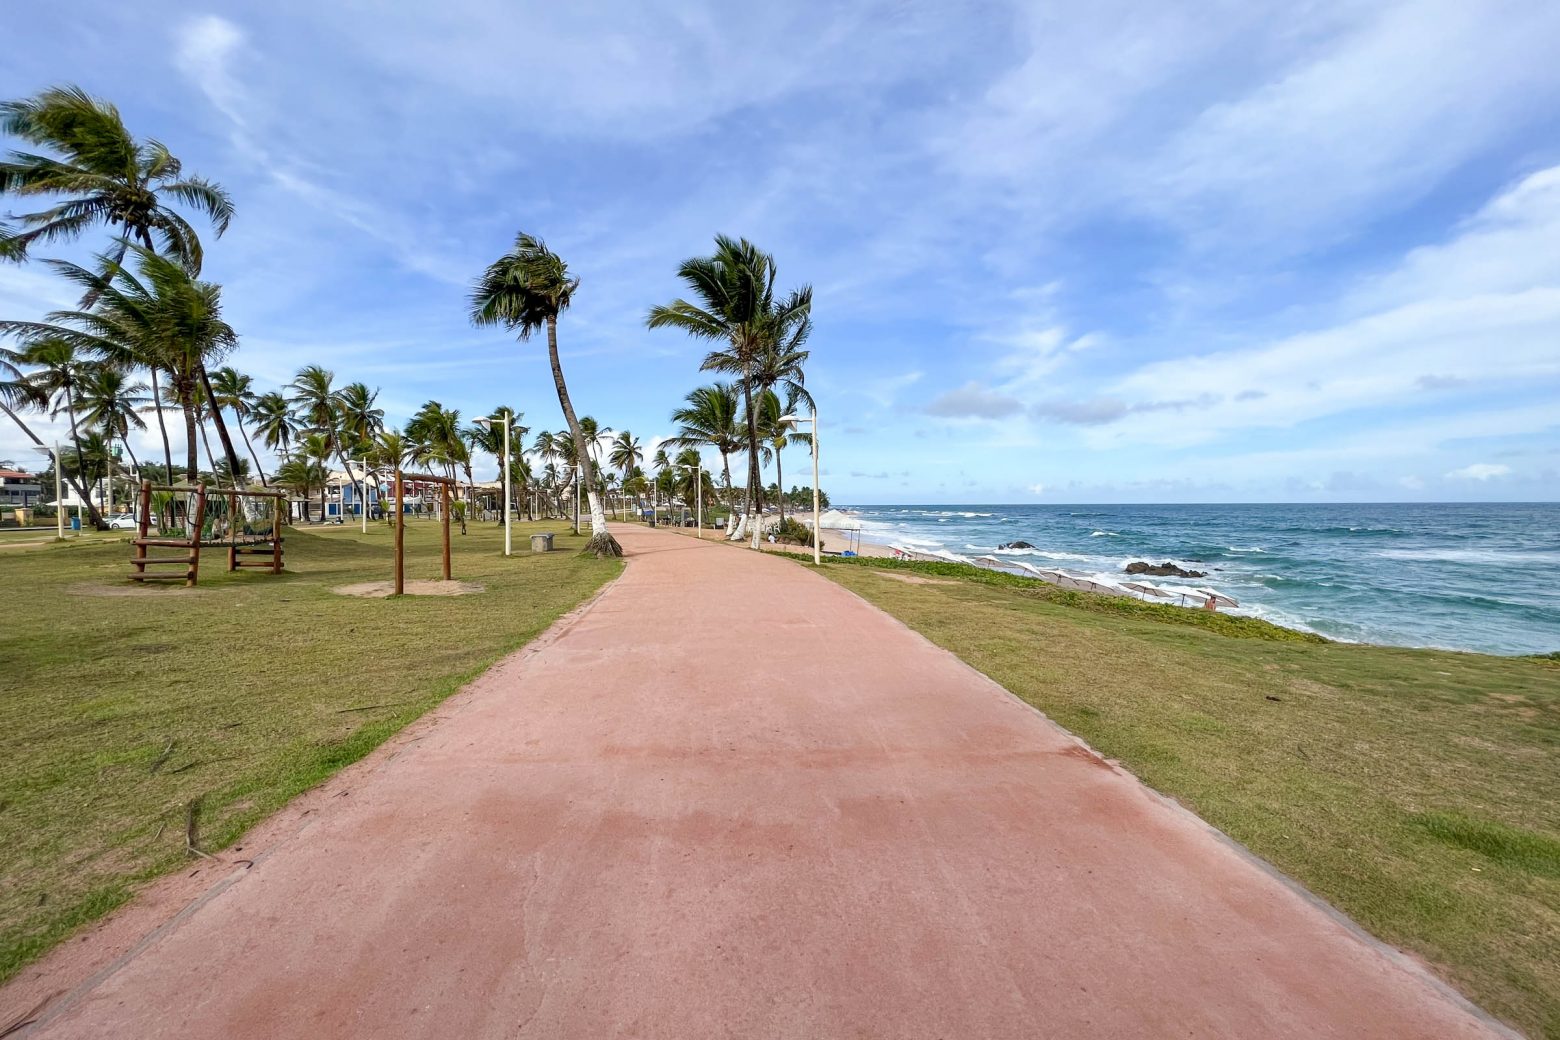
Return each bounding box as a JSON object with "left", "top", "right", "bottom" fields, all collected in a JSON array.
[
  {"left": 530, "top": 532, "right": 555, "bottom": 553},
  {"left": 70, "top": 515, "right": 82, "bottom": 531}
]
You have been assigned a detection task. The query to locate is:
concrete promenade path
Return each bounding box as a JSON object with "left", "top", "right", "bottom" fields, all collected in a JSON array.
[{"left": 3, "top": 526, "right": 1508, "bottom": 1039}]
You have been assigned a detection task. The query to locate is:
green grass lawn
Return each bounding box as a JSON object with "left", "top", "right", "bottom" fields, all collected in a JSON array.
[
  {"left": 0, "top": 518, "right": 619, "bottom": 984},
  {"left": 812, "top": 556, "right": 1559, "bottom": 1039}
]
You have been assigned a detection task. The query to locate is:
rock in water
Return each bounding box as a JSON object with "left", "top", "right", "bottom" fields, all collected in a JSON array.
[
  {"left": 998, "top": 540, "right": 1037, "bottom": 550},
  {"left": 1125, "top": 560, "right": 1207, "bottom": 578}
]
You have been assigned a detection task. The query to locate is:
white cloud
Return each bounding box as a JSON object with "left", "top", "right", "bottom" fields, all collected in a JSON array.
[
  {"left": 1043, "top": 163, "right": 1560, "bottom": 450},
  {"left": 1445, "top": 463, "right": 1510, "bottom": 481},
  {"left": 923, "top": 382, "right": 1024, "bottom": 420},
  {"left": 1141, "top": 0, "right": 1560, "bottom": 251}
]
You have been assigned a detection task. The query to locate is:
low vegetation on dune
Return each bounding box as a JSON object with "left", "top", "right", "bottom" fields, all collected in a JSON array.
[
  {"left": 810, "top": 555, "right": 1559, "bottom": 1038},
  {"left": 0, "top": 521, "right": 619, "bottom": 984}
]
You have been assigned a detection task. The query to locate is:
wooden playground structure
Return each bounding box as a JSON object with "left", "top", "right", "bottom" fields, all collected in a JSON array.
[
  {"left": 392, "top": 470, "right": 456, "bottom": 595},
  {"left": 129, "top": 481, "right": 286, "bottom": 587}
]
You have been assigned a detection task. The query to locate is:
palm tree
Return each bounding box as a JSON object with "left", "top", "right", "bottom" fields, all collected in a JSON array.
[
  {"left": 6, "top": 246, "right": 243, "bottom": 484},
  {"left": 275, "top": 453, "right": 326, "bottom": 523},
  {"left": 367, "top": 429, "right": 413, "bottom": 524},
  {"left": 647, "top": 235, "right": 811, "bottom": 542},
  {"left": 609, "top": 430, "right": 642, "bottom": 519},
  {"left": 334, "top": 381, "right": 385, "bottom": 450},
  {"left": 0, "top": 345, "right": 103, "bottom": 516},
  {"left": 297, "top": 432, "right": 333, "bottom": 521},
  {"left": 288, "top": 365, "right": 365, "bottom": 510},
  {"left": 669, "top": 382, "right": 742, "bottom": 511},
  {"left": 650, "top": 445, "right": 671, "bottom": 525},
  {"left": 208, "top": 367, "right": 267, "bottom": 484},
  {"left": 11, "top": 336, "right": 105, "bottom": 523},
  {"left": 251, "top": 391, "right": 296, "bottom": 462},
  {"left": 752, "top": 386, "right": 813, "bottom": 525},
  {"left": 407, "top": 401, "right": 473, "bottom": 530},
  {"left": 77, "top": 364, "right": 148, "bottom": 470},
  {"left": 0, "top": 85, "right": 233, "bottom": 273},
  {"left": 470, "top": 232, "right": 620, "bottom": 556}
]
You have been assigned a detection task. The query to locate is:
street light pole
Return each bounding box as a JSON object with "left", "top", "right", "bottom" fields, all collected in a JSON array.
[
  {"left": 351, "top": 456, "right": 369, "bottom": 534},
  {"left": 54, "top": 443, "right": 64, "bottom": 539},
  {"left": 476, "top": 415, "right": 513, "bottom": 556},
  {"left": 502, "top": 413, "right": 511, "bottom": 556},
  {"left": 779, "top": 410, "right": 821, "bottom": 565},
  {"left": 696, "top": 460, "right": 702, "bottom": 538}
]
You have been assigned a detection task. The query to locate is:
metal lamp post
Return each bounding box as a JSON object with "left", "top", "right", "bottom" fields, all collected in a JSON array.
[
  {"left": 779, "top": 410, "right": 820, "bottom": 565},
  {"left": 350, "top": 456, "right": 370, "bottom": 534},
  {"left": 475, "top": 415, "right": 512, "bottom": 556}
]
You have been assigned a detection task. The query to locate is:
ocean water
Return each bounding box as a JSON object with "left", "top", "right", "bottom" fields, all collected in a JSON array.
[{"left": 843, "top": 503, "right": 1560, "bottom": 656}]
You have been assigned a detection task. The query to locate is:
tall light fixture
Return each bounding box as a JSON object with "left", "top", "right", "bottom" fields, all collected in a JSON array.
[
  {"left": 779, "top": 408, "right": 820, "bottom": 566},
  {"left": 474, "top": 414, "right": 512, "bottom": 556}
]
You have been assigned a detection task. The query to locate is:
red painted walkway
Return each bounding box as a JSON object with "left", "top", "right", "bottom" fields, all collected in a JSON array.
[{"left": 3, "top": 526, "right": 1507, "bottom": 1038}]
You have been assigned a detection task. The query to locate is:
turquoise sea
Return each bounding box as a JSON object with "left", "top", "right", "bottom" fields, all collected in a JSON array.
[{"left": 843, "top": 503, "right": 1560, "bottom": 656}]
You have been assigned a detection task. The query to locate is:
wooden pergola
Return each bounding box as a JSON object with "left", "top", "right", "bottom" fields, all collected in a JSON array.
[{"left": 392, "top": 469, "right": 457, "bottom": 595}]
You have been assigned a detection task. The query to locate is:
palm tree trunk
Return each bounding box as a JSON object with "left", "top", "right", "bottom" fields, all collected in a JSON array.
[
  {"left": 196, "top": 364, "right": 244, "bottom": 483},
  {"left": 740, "top": 367, "right": 762, "bottom": 520},
  {"left": 148, "top": 367, "right": 174, "bottom": 477},
  {"left": 545, "top": 316, "right": 619, "bottom": 557},
  {"left": 62, "top": 386, "right": 107, "bottom": 528},
  {"left": 198, "top": 414, "right": 222, "bottom": 486},
  {"left": 182, "top": 400, "right": 200, "bottom": 483},
  {"left": 335, "top": 450, "right": 364, "bottom": 522},
  {"left": 236, "top": 416, "right": 267, "bottom": 485}
]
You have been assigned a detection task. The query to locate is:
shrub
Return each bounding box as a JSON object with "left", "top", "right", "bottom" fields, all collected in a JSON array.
[{"left": 772, "top": 516, "right": 821, "bottom": 549}]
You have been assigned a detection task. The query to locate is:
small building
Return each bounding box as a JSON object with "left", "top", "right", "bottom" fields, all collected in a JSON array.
[{"left": 0, "top": 469, "right": 42, "bottom": 507}]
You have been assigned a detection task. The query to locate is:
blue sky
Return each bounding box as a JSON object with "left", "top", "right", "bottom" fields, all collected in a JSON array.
[{"left": 3, "top": 1, "right": 1559, "bottom": 503}]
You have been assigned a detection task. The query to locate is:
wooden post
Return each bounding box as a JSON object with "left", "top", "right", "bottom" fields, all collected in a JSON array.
[
  {"left": 272, "top": 494, "right": 284, "bottom": 573},
  {"left": 132, "top": 479, "right": 151, "bottom": 579},
  {"left": 393, "top": 469, "right": 405, "bottom": 595},
  {"left": 227, "top": 492, "right": 239, "bottom": 572},
  {"left": 187, "top": 483, "right": 207, "bottom": 588},
  {"left": 440, "top": 481, "right": 452, "bottom": 580}
]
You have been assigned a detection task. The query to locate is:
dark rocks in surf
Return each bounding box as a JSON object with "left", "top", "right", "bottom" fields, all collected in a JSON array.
[
  {"left": 999, "top": 541, "right": 1037, "bottom": 550},
  {"left": 1125, "top": 560, "right": 1207, "bottom": 578}
]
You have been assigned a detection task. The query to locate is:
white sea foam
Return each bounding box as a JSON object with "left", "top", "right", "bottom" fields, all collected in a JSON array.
[
  {"left": 1226, "top": 546, "right": 1266, "bottom": 553},
  {"left": 1090, "top": 530, "right": 1118, "bottom": 537},
  {"left": 995, "top": 547, "right": 1093, "bottom": 562},
  {"left": 1374, "top": 547, "right": 1560, "bottom": 565}
]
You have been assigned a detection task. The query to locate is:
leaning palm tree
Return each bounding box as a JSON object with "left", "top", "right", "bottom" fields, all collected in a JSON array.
[
  {"left": 0, "top": 344, "right": 103, "bottom": 516},
  {"left": 0, "top": 85, "right": 233, "bottom": 273},
  {"left": 12, "top": 335, "right": 105, "bottom": 524},
  {"left": 647, "top": 235, "right": 811, "bottom": 543},
  {"left": 669, "top": 382, "right": 743, "bottom": 511},
  {"left": 209, "top": 366, "right": 267, "bottom": 484},
  {"left": 469, "top": 232, "right": 620, "bottom": 556},
  {"left": 7, "top": 246, "right": 245, "bottom": 483}
]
